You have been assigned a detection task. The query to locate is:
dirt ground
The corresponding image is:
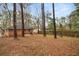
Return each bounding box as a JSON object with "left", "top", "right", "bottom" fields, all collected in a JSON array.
[{"left": 0, "top": 34, "right": 79, "bottom": 56}]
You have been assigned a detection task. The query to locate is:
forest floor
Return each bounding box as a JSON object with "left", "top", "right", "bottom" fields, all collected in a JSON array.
[{"left": 0, "top": 34, "right": 79, "bottom": 56}]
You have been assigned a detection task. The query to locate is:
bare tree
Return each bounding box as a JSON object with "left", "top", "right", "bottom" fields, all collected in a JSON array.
[
  {"left": 13, "top": 3, "right": 17, "bottom": 38},
  {"left": 41, "top": 3, "right": 46, "bottom": 36},
  {"left": 0, "top": 4, "right": 11, "bottom": 31},
  {"left": 52, "top": 3, "right": 57, "bottom": 38},
  {"left": 5, "top": 3, "right": 11, "bottom": 25},
  {"left": 20, "top": 3, "right": 24, "bottom": 37},
  {"left": 35, "top": 7, "right": 40, "bottom": 34}
]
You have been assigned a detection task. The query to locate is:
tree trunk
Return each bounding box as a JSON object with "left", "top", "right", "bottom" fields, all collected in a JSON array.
[
  {"left": 37, "top": 18, "right": 39, "bottom": 34},
  {"left": 41, "top": 3, "right": 46, "bottom": 36},
  {"left": 52, "top": 3, "right": 57, "bottom": 38},
  {"left": 13, "top": 3, "right": 17, "bottom": 38},
  {"left": 20, "top": 3, "right": 24, "bottom": 37},
  {"left": 69, "top": 19, "right": 72, "bottom": 30}
]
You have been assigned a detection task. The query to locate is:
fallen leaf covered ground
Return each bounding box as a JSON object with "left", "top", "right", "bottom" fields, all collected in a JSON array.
[{"left": 0, "top": 34, "right": 79, "bottom": 56}]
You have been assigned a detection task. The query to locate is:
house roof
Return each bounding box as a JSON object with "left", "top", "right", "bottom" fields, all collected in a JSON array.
[{"left": 9, "top": 22, "right": 33, "bottom": 29}]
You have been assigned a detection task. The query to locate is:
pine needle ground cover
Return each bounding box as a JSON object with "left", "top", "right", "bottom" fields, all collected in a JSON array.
[{"left": 0, "top": 35, "right": 79, "bottom": 56}]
